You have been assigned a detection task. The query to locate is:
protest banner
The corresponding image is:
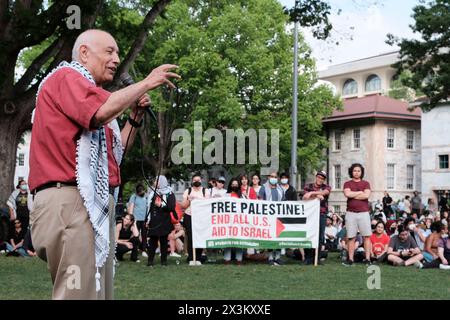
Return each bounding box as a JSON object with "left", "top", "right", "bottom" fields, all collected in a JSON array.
[{"left": 191, "top": 198, "right": 320, "bottom": 259}]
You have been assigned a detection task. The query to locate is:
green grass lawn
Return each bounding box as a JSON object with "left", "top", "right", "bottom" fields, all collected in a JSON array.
[{"left": 1, "top": 252, "right": 450, "bottom": 300}]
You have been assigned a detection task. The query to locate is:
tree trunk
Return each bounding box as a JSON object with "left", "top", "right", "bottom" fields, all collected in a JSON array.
[{"left": 0, "top": 117, "right": 21, "bottom": 206}]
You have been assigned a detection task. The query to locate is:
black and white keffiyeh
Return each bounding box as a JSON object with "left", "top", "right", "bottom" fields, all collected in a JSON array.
[{"left": 33, "top": 61, "right": 123, "bottom": 292}]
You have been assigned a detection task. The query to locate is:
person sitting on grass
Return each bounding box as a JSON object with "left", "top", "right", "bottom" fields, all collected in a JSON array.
[
  {"left": 416, "top": 223, "right": 450, "bottom": 269},
  {"left": 422, "top": 221, "right": 445, "bottom": 263},
  {"left": 324, "top": 216, "right": 338, "bottom": 251},
  {"left": 168, "top": 223, "right": 185, "bottom": 257},
  {"left": 115, "top": 214, "right": 140, "bottom": 263},
  {"left": 387, "top": 224, "right": 423, "bottom": 267},
  {"left": 6, "top": 219, "right": 28, "bottom": 257},
  {"left": 369, "top": 221, "right": 390, "bottom": 263}
]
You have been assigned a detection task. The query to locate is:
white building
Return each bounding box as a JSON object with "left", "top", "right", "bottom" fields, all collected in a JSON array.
[
  {"left": 14, "top": 131, "right": 31, "bottom": 187},
  {"left": 421, "top": 104, "right": 450, "bottom": 205},
  {"left": 318, "top": 51, "right": 423, "bottom": 213}
]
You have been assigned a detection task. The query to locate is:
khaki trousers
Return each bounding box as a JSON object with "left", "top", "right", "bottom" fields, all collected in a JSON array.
[{"left": 30, "top": 186, "right": 116, "bottom": 300}]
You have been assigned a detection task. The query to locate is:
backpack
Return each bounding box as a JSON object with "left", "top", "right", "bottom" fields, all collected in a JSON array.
[
  {"left": 188, "top": 187, "right": 206, "bottom": 197},
  {"left": 170, "top": 202, "right": 184, "bottom": 224}
]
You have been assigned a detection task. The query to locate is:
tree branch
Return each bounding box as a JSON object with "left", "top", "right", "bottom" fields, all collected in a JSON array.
[
  {"left": 111, "top": 0, "right": 172, "bottom": 90},
  {"left": 14, "top": 37, "right": 65, "bottom": 94}
]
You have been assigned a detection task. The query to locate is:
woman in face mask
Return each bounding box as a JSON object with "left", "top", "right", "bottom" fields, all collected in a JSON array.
[
  {"left": 279, "top": 173, "right": 298, "bottom": 201},
  {"left": 223, "top": 178, "right": 244, "bottom": 265},
  {"left": 6, "top": 180, "right": 33, "bottom": 231}
]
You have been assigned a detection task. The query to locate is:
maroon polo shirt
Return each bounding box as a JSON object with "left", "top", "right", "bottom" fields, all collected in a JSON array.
[{"left": 29, "top": 67, "right": 120, "bottom": 192}]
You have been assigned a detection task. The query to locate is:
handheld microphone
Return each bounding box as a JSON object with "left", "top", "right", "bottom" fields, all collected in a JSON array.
[{"left": 119, "top": 73, "right": 157, "bottom": 122}]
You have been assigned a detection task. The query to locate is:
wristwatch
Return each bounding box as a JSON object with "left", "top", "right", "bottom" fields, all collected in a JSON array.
[{"left": 128, "top": 117, "right": 143, "bottom": 128}]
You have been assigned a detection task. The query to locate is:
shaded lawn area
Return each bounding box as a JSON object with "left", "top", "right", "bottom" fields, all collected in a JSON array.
[{"left": 0, "top": 253, "right": 449, "bottom": 300}]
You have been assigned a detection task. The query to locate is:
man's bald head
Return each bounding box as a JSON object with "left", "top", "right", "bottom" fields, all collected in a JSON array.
[
  {"left": 71, "top": 29, "right": 120, "bottom": 84},
  {"left": 72, "top": 29, "right": 115, "bottom": 61}
]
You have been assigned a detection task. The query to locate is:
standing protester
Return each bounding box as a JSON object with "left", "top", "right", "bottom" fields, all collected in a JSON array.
[
  {"left": 251, "top": 174, "right": 262, "bottom": 197},
  {"left": 224, "top": 178, "right": 244, "bottom": 265},
  {"left": 7, "top": 180, "right": 33, "bottom": 231},
  {"left": 127, "top": 184, "right": 148, "bottom": 256},
  {"left": 404, "top": 195, "right": 412, "bottom": 215},
  {"left": 207, "top": 178, "right": 217, "bottom": 197},
  {"left": 411, "top": 191, "right": 422, "bottom": 217},
  {"left": 382, "top": 191, "right": 394, "bottom": 219},
  {"left": 240, "top": 174, "right": 258, "bottom": 200},
  {"left": 181, "top": 174, "right": 210, "bottom": 265},
  {"left": 342, "top": 163, "right": 372, "bottom": 266},
  {"left": 28, "top": 29, "right": 179, "bottom": 299},
  {"left": 146, "top": 176, "right": 176, "bottom": 267},
  {"left": 259, "top": 172, "right": 285, "bottom": 266},
  {"left": 280, "top": 173, "right": 298, "bottom": 201},
  {"left": 303, "top": 171, "right": 331, "bottom": 264},
  {"left": 211, "top": 177, "right": 227, "bottom": 198},
  {"left": 439, "top": 191, "right": 449, "bottom": 213}
]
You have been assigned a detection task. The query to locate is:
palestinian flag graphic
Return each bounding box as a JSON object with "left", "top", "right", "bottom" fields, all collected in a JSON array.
[{"left": 276, "top": 218, "right": 307, "bottom": 238}]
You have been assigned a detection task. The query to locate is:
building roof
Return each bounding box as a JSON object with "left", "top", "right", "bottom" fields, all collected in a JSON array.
[
  {"left": 323, "top": 95, "right": 421, "bottom": 123},
  {"left": 319, "top": 51, "right": 399, "bottom": 79}
]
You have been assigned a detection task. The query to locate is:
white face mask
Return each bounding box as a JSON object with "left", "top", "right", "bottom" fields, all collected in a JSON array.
[
  {"left": 442, "top": 234, "right": 449, "bottom": 239},
  {"left": 408, "top": 224, "right": 416, "bottom": 231},
  {"left": 280, "top": 178, "right": 289, "bottom": 185}
]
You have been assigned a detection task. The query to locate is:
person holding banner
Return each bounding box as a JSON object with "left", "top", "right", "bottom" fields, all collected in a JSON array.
[
  {"left": 342, "top": 163, "right": 372, "bottom": 266},
  {"left": 223, "top": 178, "right": 244, "bottom": 265},
  {"left": 259, "top": 172, "right": 285, "bottom": 266},
  {"left": 181, "top": 174, "right": 210, "bottom": 265},
  {"left": 303, "top": 171, "right": 331, "bottom": 264},
  {"left": 280, "top": 173, "right": 298, "bottom": 201}
]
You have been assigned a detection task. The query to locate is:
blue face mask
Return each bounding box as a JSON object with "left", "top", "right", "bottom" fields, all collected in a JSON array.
[
  {"left": 20, "top": 185, "right": 27, "bottom": 191},
  {"left": 269, "top": 178, "right": 278, "bottom": 185}
]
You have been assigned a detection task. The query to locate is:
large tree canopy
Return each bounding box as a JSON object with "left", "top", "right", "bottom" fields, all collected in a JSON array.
[
  {"left": 0, "top": 0, "right": 337, "bottom": 205},
  {"left": 387, "top": 0, "right": 450, "bottom": 111}
]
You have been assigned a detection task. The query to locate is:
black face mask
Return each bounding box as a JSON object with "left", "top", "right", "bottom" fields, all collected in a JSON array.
[
  {"left": 138, "top": 192, "right": 145, "bottom": 197},
  {"left": 390, "top": 227, "right": 396, "bottom": 232},
  {"left": 208, "top": 183, "right": 213, "bottom": 189},
  {"left": 231, "top": 186, "right": 239, "bottom": 193},
  {"left": 192, "top": 181, "right": 202, "bottom": 188}
]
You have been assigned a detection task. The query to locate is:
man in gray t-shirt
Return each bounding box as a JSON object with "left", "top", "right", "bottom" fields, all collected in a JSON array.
[{"left": 387, "top": 225, "right": 423, "bottom": 266}]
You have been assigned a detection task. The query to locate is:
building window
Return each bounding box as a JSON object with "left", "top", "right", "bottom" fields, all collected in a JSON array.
[
  {"left": 333, "top": 205, "right": 341, "bottom": 215},
  {"left": 343, "top": 79, "right": 358, "bottom": 96},
  {"left": 387, "top": 164, "right": 395, "bottom": 190},
  {"left": 365, "top": 74, "right": 381, "bottom": 92},
  {"left": 334, "top": 165, "right": 341, "bottom": 189},
  {"left": 406, "top": 130, "right": 415, "bottom": 150},
  {"left": 18, "top": 153, "right": 25, "bottom": 166},
  {"left": 406, "top": 165, "right": 414, "bottom": 190},
  {"left": 439, "top": 155, "right": 449, "bottom": 169},
  {"left": 387, "top": 128, "right": 395, "bottom": 149},
  {"left": 352, "top": 129, "right": 360, "bottom": 149},
  {"left": 334, "top": 129, "right": 343, "bottom": 151}
]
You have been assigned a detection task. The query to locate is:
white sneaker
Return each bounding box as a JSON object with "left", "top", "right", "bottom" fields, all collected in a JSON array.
[
  {"left": 414, "top": 261, "right": 423, "bottom": 269},
  {"left": 155, "top": 248, "right": 160, "bottom": 254},
  {"left": 195, "top": 261, "right": 202, "bottom": 266},
  {"left": 439, "top": 264, "right": 450, "bottom": 270},
  {"left": 142, "top": 251, "right": 148, "bottom": 258},
  {"left": 170, "top": 252, "right": 181, "bottom": 257}
]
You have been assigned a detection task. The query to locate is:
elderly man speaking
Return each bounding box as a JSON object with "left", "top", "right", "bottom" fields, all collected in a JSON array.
[{"left": 28, "top": 29, "right": 179, "bottom": 300}]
